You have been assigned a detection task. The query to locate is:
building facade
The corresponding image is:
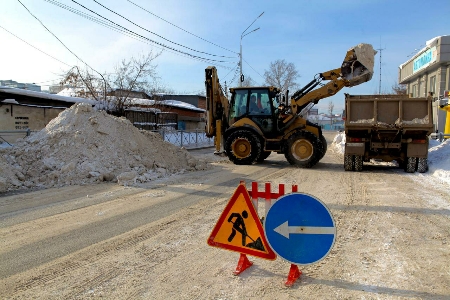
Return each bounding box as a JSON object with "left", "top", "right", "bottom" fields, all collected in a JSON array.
[{"left": 398, "top": 35, "right": 450, "bottom": 132}]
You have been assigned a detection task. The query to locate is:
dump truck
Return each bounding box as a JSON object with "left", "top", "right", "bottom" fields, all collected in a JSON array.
[
  {"left": 205, "top": 43, "right": 376, "bottom": 167},
  {"left": 344, "top": 94, "right": 434, "bottom": 173}
]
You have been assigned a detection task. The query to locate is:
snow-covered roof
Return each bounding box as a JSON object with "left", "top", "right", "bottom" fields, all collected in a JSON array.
[
  {"left": 0, "top": 86, "right": 96, "bottom": 104},
  {"left": 127, "top": 98, "right": 205, "bottom": 112}
]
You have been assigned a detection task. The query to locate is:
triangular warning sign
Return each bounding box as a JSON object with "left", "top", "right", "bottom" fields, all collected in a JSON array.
[{"left": 207, "top": 183, "right": 276, "bottom": 260}]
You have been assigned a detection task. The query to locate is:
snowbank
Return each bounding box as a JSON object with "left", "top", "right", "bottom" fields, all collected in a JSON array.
[
  {"left": 330, "top": 132, "right": 450, "bottom": 185},
  {"left": 0, "top": 103, "right": 207, "bottom": 193}
]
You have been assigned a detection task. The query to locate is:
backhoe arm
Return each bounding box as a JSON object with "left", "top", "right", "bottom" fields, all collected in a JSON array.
[
  {"left": 288, "top": 43, "right": 376, "bottom": 116},
  {"left": 205, "top": 66, "right": 228, "bottom": 138}
]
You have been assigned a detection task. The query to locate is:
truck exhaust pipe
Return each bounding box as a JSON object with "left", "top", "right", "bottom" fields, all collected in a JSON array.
[{"left": 341, "top": 43, "right": 377, "bottom": 87}]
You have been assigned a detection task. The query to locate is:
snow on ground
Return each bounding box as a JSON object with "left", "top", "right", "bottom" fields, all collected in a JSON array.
[
  {"left": 0, "top": 103, "right": 208, "bottom": 193},
  {"left": 331, "top": 132, "right": 450, "bottom": 185}
]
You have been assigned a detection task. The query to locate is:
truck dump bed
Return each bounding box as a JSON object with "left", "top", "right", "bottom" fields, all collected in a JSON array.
[{"left": 344, "top": 94, "right": 433, "bottom": 134}]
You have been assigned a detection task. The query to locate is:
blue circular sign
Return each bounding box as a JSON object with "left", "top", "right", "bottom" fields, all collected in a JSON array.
[{"left": 264, "top": 193, "right": 336, "bottom": 265}]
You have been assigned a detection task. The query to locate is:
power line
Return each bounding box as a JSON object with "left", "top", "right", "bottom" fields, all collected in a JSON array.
[
  {"left": 0, "top": 24, "right": 72, "bottom": 67},
  {"left": 17, "top": 0, "right": 108, "bottom": 99},
  {"left": 17, "top": 0, "right": 97, "bottom": 73},
  {"left": 243, "top": 58, "right": 265, "bottom": 81},
  {"left": 126, "top": 0, "right": 236, "bottom": 54},
  {"left": 42, "top": 0, "right": 230, "bottom": 68},
  {"left": 93, "top": 0, "right": 234, "bottom": 59},
  {"left": 70, "top": 0, "right": 233, "bottom": 64},
  {"left": 42, "top": 0, "right": 236, "bottom": 68}
]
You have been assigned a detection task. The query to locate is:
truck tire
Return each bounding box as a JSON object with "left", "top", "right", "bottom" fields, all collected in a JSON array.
[
  {"left": 354, "top": 155, "right": 363, "bottom": 172},
  {"left": 225, "top": 130, "right": 261, "bottom": 165},
  {"left": 318, "top": 135, "right": 327, "bottom": 161},
  {"left": 344, "top": 155, "right": 354, "bottom": 171},
  {"left": 417, "top": 158, "right": 428, "bottom": 173},
  {"left": 284, "top": 131, "right": 320, "bottom": 168},
  {"left": 405, "top": 157, "right": 417, "bottom": 173},
  {"left": 257, "top": 151, "right": 271, "bottom": 162}
]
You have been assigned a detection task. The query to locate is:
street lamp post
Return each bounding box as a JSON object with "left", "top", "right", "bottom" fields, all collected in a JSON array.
[{"left": 239, "top": 12, "right": 264, "bottom": 87}]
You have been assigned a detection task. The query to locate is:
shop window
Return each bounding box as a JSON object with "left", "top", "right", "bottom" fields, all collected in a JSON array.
[{"left": 429, "top": 76, "right": 436, "bottom": 95}]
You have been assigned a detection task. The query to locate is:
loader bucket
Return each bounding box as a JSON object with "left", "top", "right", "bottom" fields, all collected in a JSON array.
[{"left": 341, "top": 43, "right": 377, "bottom": 87}]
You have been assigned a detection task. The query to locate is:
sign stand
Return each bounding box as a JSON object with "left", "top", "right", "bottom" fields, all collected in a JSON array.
[
  {"left": 285, "top": 264, "right": 302, "bottom": 287},
  {"left": 209, "top": 181, "right": 333, "bottom": 288},
  {"left": 233, "top": 253, "right": 253, "bottom": 275}
]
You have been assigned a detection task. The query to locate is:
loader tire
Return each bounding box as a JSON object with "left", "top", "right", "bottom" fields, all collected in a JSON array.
[
  {"left": 257, "top": 151, "right": 271, "bottom": 162},
  {"left": 405, "top": 157, "right": 417, "bottom": 173},
  {"left": 344, "top": 155, "right": 354, "bottom": 171},
  {"left": 225, "top": 130, "right": 261, "bottom": 165},
  {"left": 354, "top": 155, "right": 363, "bottom": 172},
  {"left": 284, "top": 131, "right": 320, "bottom": 168},
  {"left": 317, "top": 135, "right": 327, "bottom": 161},
  {"left": 417, "top": 157, "right": 428, "bottom": 173}
]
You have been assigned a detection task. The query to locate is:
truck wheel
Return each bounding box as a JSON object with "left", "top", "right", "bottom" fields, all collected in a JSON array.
[
  {"left": 344, "top": 155, "right": 354, "bottom": 171},
  {"left": 225, "top": 130, "right": 261, "bottom": 165},
  {"left": 417, "top": 158, "right": 428, "bottom": 173},
  {"left": 317, "top": 135, "right": 327, "bottom": 161},
  {"left": 354, "top": 155, "right": 363, "bottom": 172},
  {"left": 257, "top": 151, "right": 271, "bottom": 162},
  {"left": 284, "top": 131, "right": 320, "bottom": 168},
  {"left": 405, "top": 157, "right": 417, "bottom": 173}
]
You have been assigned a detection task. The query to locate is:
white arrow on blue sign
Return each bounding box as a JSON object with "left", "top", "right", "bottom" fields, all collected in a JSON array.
[{"left": 264, "top": 193, "right": 336, "bottom": 265}]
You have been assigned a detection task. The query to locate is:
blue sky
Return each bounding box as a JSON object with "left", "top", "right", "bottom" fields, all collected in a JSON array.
[{"left": 1, "top": 0, "right": 449, "bottom": 113}]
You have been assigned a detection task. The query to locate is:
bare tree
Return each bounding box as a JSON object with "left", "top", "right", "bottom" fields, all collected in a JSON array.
[
  {"left": 59, "top": 65, "right": 108, "bottom": 101},
  {"left": 328, "top": 100, "right": 334, "bottom": 129},
  {"left": 264, "top": 59, "right": 300, "bottom": 92},
  {"left": 108, "top": 52, "right": 162, "bottom": 113},
  {"left": 60, "top": 51, "right": 163, "bottom": 113},
  {"left": 391, "top": 83, "right": 407, "bottom": 95}
]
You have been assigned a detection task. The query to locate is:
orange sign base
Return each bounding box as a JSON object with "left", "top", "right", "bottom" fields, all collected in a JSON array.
[{"left": 233, "top": 253, "right": 253, "bottom": 276}]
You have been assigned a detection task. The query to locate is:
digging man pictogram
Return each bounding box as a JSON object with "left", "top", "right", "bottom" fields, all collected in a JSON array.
[{"left": 227, "top": 210, "right": 265, "bottom": 251}]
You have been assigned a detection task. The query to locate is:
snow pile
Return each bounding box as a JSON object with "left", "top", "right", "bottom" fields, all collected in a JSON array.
[
  {"left": 0, "top": 103, "right": 207, "bottom": 193},
  {"left": 330, "top": 132, "right": 450, "bottom": 185}
]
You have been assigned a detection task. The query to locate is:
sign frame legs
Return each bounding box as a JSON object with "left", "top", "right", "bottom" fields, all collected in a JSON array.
[
  {"left": 233, "top": 253, "right": 253, "bottom": 275},
  {"left": 285, "top": 264, "right": 302, "bottom": 287}
]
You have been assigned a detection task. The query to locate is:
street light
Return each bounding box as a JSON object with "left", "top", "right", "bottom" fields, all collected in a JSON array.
[{"left": 239, "top": 12, "right": 264, "bottom": 87}]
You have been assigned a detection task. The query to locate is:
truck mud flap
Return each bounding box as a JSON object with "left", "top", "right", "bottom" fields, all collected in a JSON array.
[
  {"left": 345, "top": 142, "right": 365, "bottom": 155},
  {"left": 407, "top": 143, "right": 428, "bottom": 158}
]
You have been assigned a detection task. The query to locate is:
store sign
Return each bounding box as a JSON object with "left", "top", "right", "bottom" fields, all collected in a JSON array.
[{"left": 413, "top": 46, "right": 437, "bottom": 73}]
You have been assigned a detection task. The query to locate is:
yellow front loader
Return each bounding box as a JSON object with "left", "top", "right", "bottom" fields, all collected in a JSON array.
[{"left": 205, "top": 43, "right": 376, "bottom": 167}]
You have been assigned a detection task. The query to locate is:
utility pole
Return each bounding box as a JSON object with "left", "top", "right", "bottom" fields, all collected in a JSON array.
[{"left": 239, "top": 12, "right": 264, "bottom": 87}]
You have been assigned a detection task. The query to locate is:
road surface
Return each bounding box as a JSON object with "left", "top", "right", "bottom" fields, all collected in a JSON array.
[{"left": 1, "top": 132, "right": 449, "bottom": 299}]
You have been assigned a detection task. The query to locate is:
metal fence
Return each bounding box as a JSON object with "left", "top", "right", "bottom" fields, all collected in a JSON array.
[
  {"left": 0, "top": 129, "right": 31, "bottom": 146},
  {"left": 151, "top": 129, "right": 214, "bottom": 149},
  {"left": 0, "top": 129, "right": 214, "bottom": 149}
]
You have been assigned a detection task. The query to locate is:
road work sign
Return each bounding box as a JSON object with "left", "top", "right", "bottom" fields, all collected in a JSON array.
[
  {"left": 264, "top": 193, "right": 336, "bottom": 265},
  {"left": 207, "top": 183, "right": 276, "bottom": 260}
]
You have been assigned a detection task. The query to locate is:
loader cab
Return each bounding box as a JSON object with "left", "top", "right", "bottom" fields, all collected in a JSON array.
[{"left": 228, "top": 87, "right": 280, "bottom": 137}]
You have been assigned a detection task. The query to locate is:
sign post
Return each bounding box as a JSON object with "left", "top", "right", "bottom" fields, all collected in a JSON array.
[{"left": 264, "top": 192, "right": 336, "bottom": 286}]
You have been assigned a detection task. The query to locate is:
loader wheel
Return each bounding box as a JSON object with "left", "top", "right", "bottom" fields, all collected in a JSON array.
[
  {"left": 225, "top": 130, "right": 261, "bottom": 165},
  {"left": 317, "top": 135, "right": 327, "bottom": 161},
  {"left": 405, "top": 157, "right": 417, "bottom": 173},
  {"left": 417, "top": 158, "right": 428, "bottom": 173},
  {"left": 284, "top": 131, "right": 320, "bottom": 168},
  {"left": 354, "top": 155, "right": 363, "bottom": 172},
  {"left": 344, "top": 154, "right": 354, "bottom": 171},
  {"left": 257, "top": 151, "right": 271, "bottom": 162}
]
